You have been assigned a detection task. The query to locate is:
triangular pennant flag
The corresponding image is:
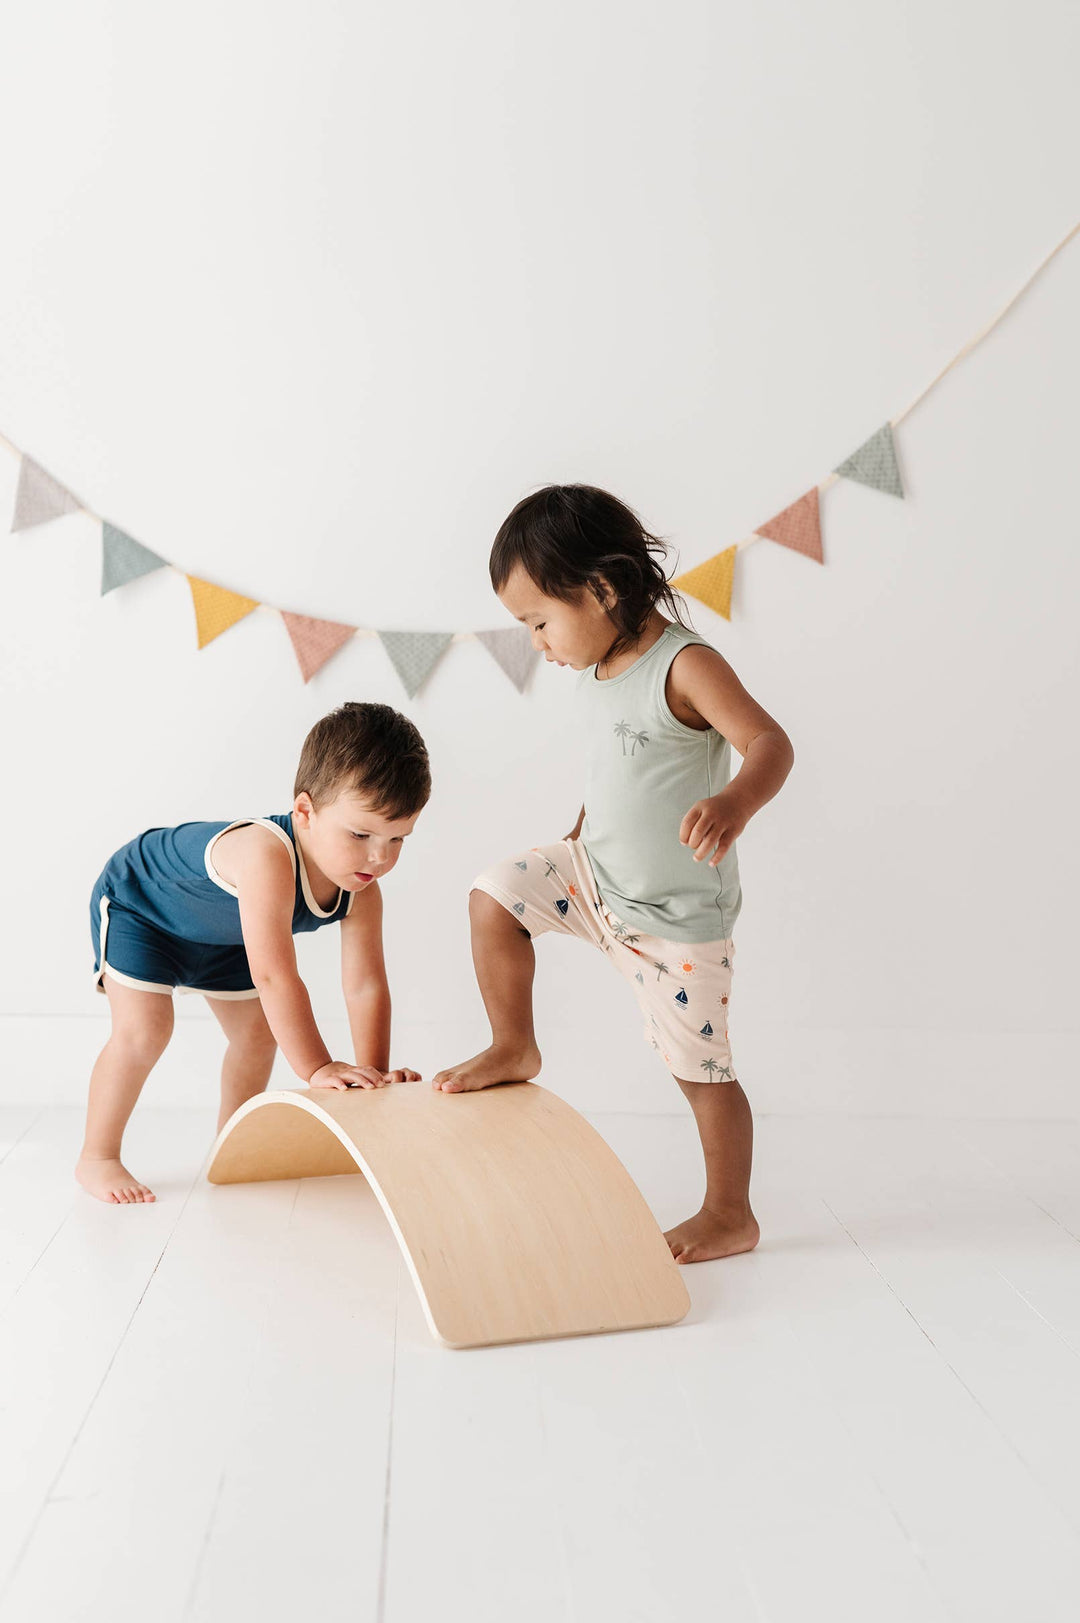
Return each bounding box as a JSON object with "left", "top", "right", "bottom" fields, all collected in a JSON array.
[
  {"left": 281, "top": 611, "right": 356, "bottom": 683},
  {"left": 11, "top": 456, "right": 82, "bottom": 532},
  {"left": 833, "top": 422, "right": 903, "bottom": 498},
  {"left": 101, "top": 522, "right": 168, "bottom": 595},
  {"left": 755, "top": 487, "right": 823, "bottom": 562},
  {"left": 670, "top": 546, "right": 737, "bottom": 620},
  {"left": 474, "top": 627, "right": 541, "bottom": 692},
  {"left": 187, "top": 576, "right": 259, "bottom": 649},
  {"left": 378, "top": 630, "right": 454, "bottom": 698}
]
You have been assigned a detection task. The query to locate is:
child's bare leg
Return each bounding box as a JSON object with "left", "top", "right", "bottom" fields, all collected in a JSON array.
[
  {"left": 206, "top": 995, "right": 278, "bottom": 1131},
  {"left": 76, "top": 977, "right": 174, "bottom": 1203},
  {"left": 664, "top": 1075, "right": 760, "bottom": 1263},
  {"left": 432, "top": 889, "right": 542, "bottom": 1092}
]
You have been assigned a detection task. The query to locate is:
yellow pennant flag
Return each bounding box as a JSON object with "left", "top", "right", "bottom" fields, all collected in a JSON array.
[
  {"left": 187, "top": 576, "right": 259, "bottom": 649},
  {"left": 670, "top": 545, "right": 737, "bottom": 621}
]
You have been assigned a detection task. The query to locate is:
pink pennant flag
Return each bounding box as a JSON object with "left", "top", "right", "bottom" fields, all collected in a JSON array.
[
  {"left": 755, "top": 487, "right": 823, "bottom": 563},
  {"left": 281, "top": 612, "right": 356, "bottom": 683}
]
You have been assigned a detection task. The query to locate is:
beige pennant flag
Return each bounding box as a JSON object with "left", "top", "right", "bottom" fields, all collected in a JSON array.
[
  {"left": 475, "top": 627, "right": 541, "bottom": 692},
  {"left": 11, "top": 456, "right": 82, "bottom": 532},
  {"left": 755, "top": 487, "right": 823, "bottom": 562},
  {"left": 281, "top": 612, "right": 356, "bottom": 682},
  {"left": 187, "top": 576, "right": 259, "bottom": 649},
  {"left": 670, "top": 546, "right": 737, "bottom": 620}
]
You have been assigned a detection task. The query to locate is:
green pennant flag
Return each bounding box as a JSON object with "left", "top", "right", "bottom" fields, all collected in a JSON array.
[
  {"left": 833, "top": 423, "right": 904, "bottom": 498},
  {"left": 378, "top": 631, "right": 454, "bottom": 698},
  {"left": 101, "top": 523, "right": 168, "bottom": 595}
]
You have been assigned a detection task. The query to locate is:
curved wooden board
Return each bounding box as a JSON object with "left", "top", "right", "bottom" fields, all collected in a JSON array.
[{"left": 206, "top": 1080, "right": 690, "bottom": 1349}]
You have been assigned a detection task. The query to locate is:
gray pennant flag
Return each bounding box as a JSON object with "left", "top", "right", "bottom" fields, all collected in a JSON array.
[
  {"left": 11, "top": 455, "right": 83, "bottom": 532},
  {"left": 833, "top": 422, "right": 904, "bottom": 498},
  {"left": 101, "top": 522, "right": 168, "bottom": 595},
  {"left": 378, "top": 630, "right": 454, "bottom": 698},
  {"left": 475, "top": 627, "right": 541, "bottom": 693}
]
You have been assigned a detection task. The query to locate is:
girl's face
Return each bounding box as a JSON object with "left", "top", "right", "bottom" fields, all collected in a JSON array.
[
  {"left": 497, "top": 563, "right": 617, "bottom": 671},
  {"left": 293, "top": 790, "right": 418, "bottom": 890}
]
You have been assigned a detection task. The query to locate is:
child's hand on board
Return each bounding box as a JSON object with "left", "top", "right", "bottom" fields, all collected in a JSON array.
[
  {"left": 309, "top": 1061, "right": 393, "bottom": 1090},
  {"left": 309, "top": 1061, "right": 423, "bottom": 1089},
  {"left": 679, "top": 789, "right": 748, "bottom": 868}
]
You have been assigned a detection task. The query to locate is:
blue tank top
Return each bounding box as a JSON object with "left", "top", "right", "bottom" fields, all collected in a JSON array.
[{"left": 99, "top": 813, "right": 354, "bottom": 944}]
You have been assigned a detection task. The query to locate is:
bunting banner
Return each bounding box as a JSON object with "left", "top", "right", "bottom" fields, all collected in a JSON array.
[{"left": 2, "top": 217, "right": 1077, "bottom": 686}]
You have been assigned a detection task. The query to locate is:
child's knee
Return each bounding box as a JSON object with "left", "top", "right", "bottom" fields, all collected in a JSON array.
[{"left": 110, "top": 1009, "right": 174, "bottom": 1068}]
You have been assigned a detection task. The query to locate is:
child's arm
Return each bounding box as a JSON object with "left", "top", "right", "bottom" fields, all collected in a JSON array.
[
  {"left": 563, "top": 803, "right": 586, "bottom": 840},
  {"left": 669, "top": 645, "right": 795, "bottom": 867},
  {"left": 231, "top": 836, "right": 381, "bottom": 1090},
  {"left": 340, "top": 878, "right": 422, "bottom": 1084}
]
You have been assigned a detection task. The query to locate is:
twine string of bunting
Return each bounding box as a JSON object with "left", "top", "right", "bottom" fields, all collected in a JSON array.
[{"left": 3, "top": 215, "right": 1077, "bottom": 679}]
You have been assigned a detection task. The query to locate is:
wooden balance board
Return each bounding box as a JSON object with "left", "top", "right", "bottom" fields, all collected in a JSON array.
[{"left": 206, "top": 1080, "right": 690, "bottom": 1350}]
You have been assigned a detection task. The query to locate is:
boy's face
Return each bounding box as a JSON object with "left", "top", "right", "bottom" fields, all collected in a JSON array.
[
  {"left": 498, "top": 563, "right": 617, "bottom": 671},
  {"left": 293, "top": 789, "right": 419, "bottom": 890}
]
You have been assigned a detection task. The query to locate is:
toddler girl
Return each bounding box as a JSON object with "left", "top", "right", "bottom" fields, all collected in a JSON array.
[{"left": 432, "top": 485, "right": 794, "bottom": 1263}]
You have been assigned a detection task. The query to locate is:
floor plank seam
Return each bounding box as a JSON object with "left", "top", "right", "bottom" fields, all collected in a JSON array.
[
  {"left": 818, "top": 1194, "right": 1080, "bottom": 1530},
  {"left": 0, "top": 1157, "right": 206, "bottom": 1605},
  {"left": 375, "top": 1266, "right": 400, "bottom": 1623},
  {"left": 0, "top": 1107, "right": 44, "bottom": 1167},
  {"left": 180, "top": 1177, "right": 306, "bottom": 1621}
]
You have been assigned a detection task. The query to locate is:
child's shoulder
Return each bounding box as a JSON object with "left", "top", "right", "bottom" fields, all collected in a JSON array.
[{"left": 208, "top": 819, "right": 295, "bottom": 891}]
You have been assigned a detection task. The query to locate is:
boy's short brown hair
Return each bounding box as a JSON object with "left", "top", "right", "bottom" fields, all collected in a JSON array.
[{"left": 294, "top": 702, "right": 431, "bottom": 821}]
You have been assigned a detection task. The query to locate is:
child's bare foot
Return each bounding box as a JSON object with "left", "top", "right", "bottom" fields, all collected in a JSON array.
[
  {"left": 665, "top": 1203, "right": 759, "bottom": 1263},
  {"left": 431, "top": 1042, "right": 541, "bottom": 1093},
  {"left": 76, "top": 1155, "right": 156, "bottom": 1204}
]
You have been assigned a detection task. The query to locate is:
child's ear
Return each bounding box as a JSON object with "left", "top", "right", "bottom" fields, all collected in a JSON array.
[{"left": 293, "top": 792, "right": 315, "bottom": 829}]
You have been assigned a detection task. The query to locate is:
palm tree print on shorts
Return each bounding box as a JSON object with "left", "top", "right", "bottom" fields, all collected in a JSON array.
[
  {"left": 700, "top": 1059, "right": 733, "bottom": 1082},
  {"left": 655, "top": 962, "right": 670, "bottom": 983}
]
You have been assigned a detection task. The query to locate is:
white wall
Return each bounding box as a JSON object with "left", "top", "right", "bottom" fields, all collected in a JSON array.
[{"left": 1, "top": 0, "right": 1077, "bottom": 1116}]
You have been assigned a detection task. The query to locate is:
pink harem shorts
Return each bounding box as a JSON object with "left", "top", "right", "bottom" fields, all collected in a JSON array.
[{"left": 471, "top": 838, "right": 738, "bottom": 1085}]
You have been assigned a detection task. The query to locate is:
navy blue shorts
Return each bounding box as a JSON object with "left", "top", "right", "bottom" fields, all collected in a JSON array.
[{"left": 90, "top": 878, "right": 259, "bottom": 1001}]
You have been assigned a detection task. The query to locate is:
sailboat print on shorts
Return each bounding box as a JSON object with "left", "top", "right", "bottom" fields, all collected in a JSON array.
[
  {"left": 554, "top": 898, "right": 569, "bottom": 916},
  {"left": 699, "top": 1020, "right": 714, "bottom": 1039},
  {"left": 514, "top": 859, "right": 528, "bottom": 871},
  {"left": 674, "top": 988, "right": 689, "bottom": 1006}
]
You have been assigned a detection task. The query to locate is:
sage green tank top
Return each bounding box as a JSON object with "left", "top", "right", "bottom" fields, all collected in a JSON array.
[{"left": 577, "top": 621, "right": 742, "bottom": 943}]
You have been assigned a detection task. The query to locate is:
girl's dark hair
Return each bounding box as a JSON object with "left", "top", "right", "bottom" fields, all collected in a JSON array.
[
  {"left": 489, "top": 484, "right": 694, "bottom": 663},
  {"left": 294, "top": 702, "right": 431, "bottom": 820}
]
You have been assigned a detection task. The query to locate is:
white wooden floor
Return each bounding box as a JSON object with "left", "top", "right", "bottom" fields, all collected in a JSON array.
[{"left": 2, "top": 1102, "right": 1080, "bottom": 1623}]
